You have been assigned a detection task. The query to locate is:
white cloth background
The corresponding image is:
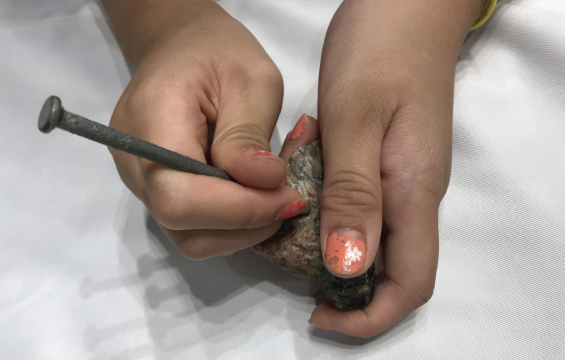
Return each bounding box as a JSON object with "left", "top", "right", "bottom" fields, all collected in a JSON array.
[{"left": 1, "top": 0, "right": 564, "bottom": 358}]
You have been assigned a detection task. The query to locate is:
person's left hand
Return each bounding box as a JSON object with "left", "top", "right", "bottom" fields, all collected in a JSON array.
[{"left": 308, "top": 0, "right": 488, "bottom": 337}]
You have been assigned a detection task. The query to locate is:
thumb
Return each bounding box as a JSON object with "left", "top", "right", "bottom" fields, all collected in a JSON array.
[
  {"left": 319, "top": 110, "right": 386, "bottom": 278},
  {"left": 210, "top": 67, "right": 287, "bottom": 189}
]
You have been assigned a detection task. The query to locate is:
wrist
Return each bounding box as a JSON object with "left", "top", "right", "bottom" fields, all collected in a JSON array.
[
  {"left": 103, "top": 0, "right": 224, "bottom": 67},
  {"left": 319, "top": 0, "right": 488, "bottom": 125},
  {"left": 328, "top": 0, "right": 487, "bottom": 65}
]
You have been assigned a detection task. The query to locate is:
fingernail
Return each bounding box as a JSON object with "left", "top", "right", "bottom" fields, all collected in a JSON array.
[
  {"left": 245, "top": 148, "right": 276, "bottom": 160},
  {"left": 308, "top": 319, "right": 330, "bottom": 331},
  {"left": 325, "top": 229, "right": 366, "bottom": 274},
  {"left": 289, "top": 114, "right": 309, "bottom": 141},
  {"left": 276, "top": 199, "right": 308, "bottom": 220}
]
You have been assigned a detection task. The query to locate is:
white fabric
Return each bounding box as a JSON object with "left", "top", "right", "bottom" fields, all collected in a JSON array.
[{"left": 1, "top": 1, "right": 564, "bottom": 358}]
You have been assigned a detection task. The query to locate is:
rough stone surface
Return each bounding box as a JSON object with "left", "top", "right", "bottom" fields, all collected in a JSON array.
[
  {"left": 253, "top": 140, "right": 324, "bottom": 279},
  {"left": 253, "top": 140, "right": 376, "bottom": 310},
  {"left": 319, "top": 264, "right": 376, "bottom": 311}
]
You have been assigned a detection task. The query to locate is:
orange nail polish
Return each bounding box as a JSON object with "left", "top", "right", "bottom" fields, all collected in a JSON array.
[
  {"left": 276, "top": 200, "right": 308, "bottom": 220},
  {"left": 254, "top": 150, "right": 274, "bottom": 157},
  {"left": 325, "top": 230, "right": 366, "bottom": 274},
  {"left": 289, "top": 114, "right": 308, "bottom": 141},
  {"left": 245, "top": 148, "right": 276, "bottom": 160}
]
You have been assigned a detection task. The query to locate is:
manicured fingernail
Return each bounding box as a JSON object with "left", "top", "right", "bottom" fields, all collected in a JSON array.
[
  {"left": 245, "top": 148, "right": 276, "bottom": 160},
  {"left": 289, "top": 114, "right": 309, "bottom": 141},
  {"left": 325, "top": 229, "right": 366, "bottom": 274},
  {"left": 276, "top": 199, "right": 308, "bottom": 220}
]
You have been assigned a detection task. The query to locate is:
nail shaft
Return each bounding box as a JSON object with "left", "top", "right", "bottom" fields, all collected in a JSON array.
[
  {"left": 38, "top": 96, "right": 310, "bottom": 216},
  {"left": 63, "top": 111, "right": 234, "bottom": 180},
  {"left": 39, "top": 96, "right": 233, "bottom": 181}
]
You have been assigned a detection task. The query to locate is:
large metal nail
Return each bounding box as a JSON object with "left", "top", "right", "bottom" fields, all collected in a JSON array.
[
  {"left": 38, "top": 96, "right": 310, "bottom": 216},
  {"left": 38, "top": 95, "right": 233, "bottom": 181}
]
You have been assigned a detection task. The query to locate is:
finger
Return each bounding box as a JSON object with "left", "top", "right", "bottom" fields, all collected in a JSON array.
[
  {"left": 144, "top": 165, "right": 306, "bottom": 230},
  {"left": 318, "top": 98, "right": 393, "bottom": 278},
  {"left": 108, "top": 78, "right": 210, "bottom": 205},
  {"left": 310, "top": 111, "right": 447, "bottom": 337},
  {"left": 309, "top": 249, "right": 384, "bottom": 335},
  {"left": 308, "top": 281, "right": 406, "bottom": 338},
  {"left": 111, "top": 79, "right": 306, "bottom": 231},
  {"left": 278, "top": 114, "right": 320, "bottom": 163},
  {"left": 211, "top": 64, "right": 288, "bottom": 189},
  {"left": 161, "top": 221, "right": 284, "bottom": 260},
  {"left": 309, "top": 194, "right": 439, "bottom": 337}
]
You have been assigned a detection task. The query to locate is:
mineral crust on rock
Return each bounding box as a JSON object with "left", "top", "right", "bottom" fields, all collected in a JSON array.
[
  {"left": 319, "top": 264, "right": 376, "bottom": 311},
  {"left": 253, "top": 140, "right": 377, "bottom": 310}
]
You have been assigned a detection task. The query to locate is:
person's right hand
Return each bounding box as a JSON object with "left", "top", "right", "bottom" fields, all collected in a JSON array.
[{"left": 103, "top": 0, "right": 307, "bottom": 259}]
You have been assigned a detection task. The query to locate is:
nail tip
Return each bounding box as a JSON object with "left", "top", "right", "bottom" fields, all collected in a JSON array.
[
  {"left": 323, "top": 264, "right": 357, "bottom": 277},
  {"left": 289, "top": 114, "right": 309, "bottom": 141},
  {"left": 276, "top": 200, "right": 309, "bottom": 220},
  {"left": 308, "top": 320, "right": 327, "bottom": 331}
]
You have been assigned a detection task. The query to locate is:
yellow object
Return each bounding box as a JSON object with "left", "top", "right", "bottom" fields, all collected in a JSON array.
[{"left": 471, "top": 0, "right": 497, "bottom": 30}]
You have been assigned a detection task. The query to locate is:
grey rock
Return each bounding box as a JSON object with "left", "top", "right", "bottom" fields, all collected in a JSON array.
[
  {"left": 319, "top": 264, "right": 376, "bottom": 311},
  {"left": 253, "top": 140, "right": 324, "bottom": 279}
]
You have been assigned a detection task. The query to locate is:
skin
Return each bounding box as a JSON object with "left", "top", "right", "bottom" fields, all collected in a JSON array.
[
  {"left": 102, "top": 0, "right": 488, "bottom": 338},
  {"left": 312, "top": 0, "right": 488, "bottom": 337}
]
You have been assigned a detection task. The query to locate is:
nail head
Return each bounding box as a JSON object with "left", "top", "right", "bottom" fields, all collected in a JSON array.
[{"left": 38, "top": 95, "right": 63, "bottom": 133}]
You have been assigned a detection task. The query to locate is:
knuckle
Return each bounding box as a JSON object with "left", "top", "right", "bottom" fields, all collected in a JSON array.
[
  {"left": 110, "top": 86, "right": 154, "bottom": 134},
  {"left": 222, "top": 203, "right": 268, "bottom": 230},
  {"left": 226, "top": 61, "right": 283, "bottom": 92},
  {"left": 383, "top": 150, "right": 449, "bottom": 207},
  {"left": 152, "top": 205, "right": 187, "bottom": 231},
  {"left": 381, "top": 109, "right": 452, "bottom": 202},
  {"left": 214, "top": 122, "right": 270, "bottom": 150},
  {"left": 241, "top": 207, "right": 271, "bottom": 229},
  {"left": 116, "top": 75, "right": 180, "bottom": 124},
  {"left": 223, "top": 211, "right": 251, "bottom": 231},
  {"left": 233, "top": 210, "right": 254, "bottom": 230},
  {"left": 419, "top": 168, "right": 449, "bottom": 201},
  {"left": 149, "top": 181, "right": 192, "bottom": 230},
  {"left": 117, "top": 168, "right": 146, "bottom": 203},
  {"left": 253, "top": 62, "right": 283, "bottom": 88},
  {"left": 122, "top": 85, "right": 153, "bottom": 119},
  {"left": 322, "top": 169, "right": 381, "bottom": 215}
]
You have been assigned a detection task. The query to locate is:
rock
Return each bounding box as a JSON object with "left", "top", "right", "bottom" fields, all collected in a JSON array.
[
  {"left": 319, "top": 264, "right": 376, "bottom": 311},
  {"left": 253, "top": 140, "right": 324, "bottom": 279},
  {"left": 253, "top": 140, "right": 376, "bottom": 310}
]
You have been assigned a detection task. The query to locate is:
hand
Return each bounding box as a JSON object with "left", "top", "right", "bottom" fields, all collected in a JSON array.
[
  {"left": 308, "top": 0, "right": 488, "bottom": 337},
  {"left": 103, "top": 0, "right": 306, "bottom": 258}
]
